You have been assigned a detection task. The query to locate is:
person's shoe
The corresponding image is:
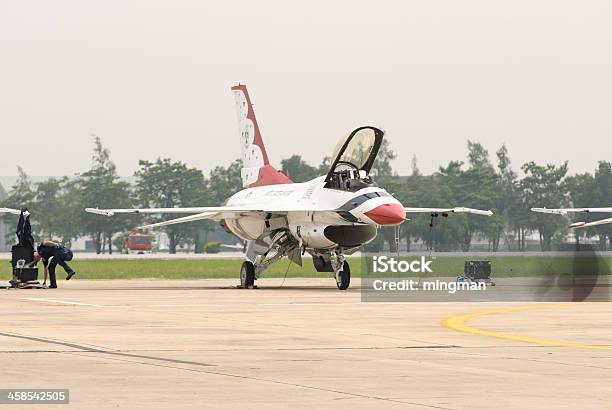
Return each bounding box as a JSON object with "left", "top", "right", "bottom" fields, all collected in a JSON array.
[
  {"left": 66, "top": 271, "right": 76, "bottom": 281},
  {"left": 49, "top": 285, "right": 57, "bottom": 289}
]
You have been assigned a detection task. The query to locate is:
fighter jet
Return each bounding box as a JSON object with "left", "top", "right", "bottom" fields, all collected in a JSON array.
[
  {"left": 86, "top": 84, "right": 493, "bottom": 290},
  {"left": 531, "top": 207, "right": 612, "bottom": 229}
]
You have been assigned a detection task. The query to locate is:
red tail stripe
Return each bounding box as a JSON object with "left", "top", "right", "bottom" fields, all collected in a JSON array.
[{"left": 231, "top": 84, "right": 270, "bottom": 166}]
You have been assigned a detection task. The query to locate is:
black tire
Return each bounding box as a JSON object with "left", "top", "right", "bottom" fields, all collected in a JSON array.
[
  {"left": 336, "top": 261, "right": 350, "bottom": 290},
  {"left": 240, "top": 261, "right": 255, "bottom": 288}
]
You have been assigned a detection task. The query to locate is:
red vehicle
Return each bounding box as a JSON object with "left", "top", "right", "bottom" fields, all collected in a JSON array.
[{"left": 123, "top": 232, "right": 153, "bottom": 254}]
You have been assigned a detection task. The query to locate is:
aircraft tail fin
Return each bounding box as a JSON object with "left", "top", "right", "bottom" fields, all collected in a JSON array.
[{"left": 231, "top": 84, "right": 292, "bottom": 188}]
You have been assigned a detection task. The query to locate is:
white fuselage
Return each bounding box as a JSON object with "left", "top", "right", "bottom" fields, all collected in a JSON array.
[{"left": 222, "top": 176, "right": 404, "bottom": 250}]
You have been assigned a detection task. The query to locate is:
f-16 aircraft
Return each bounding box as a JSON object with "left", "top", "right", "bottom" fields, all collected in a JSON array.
[
  {"left": 531, "top": 207, "right": 612, "bottom": 229},
  {"left": 86, "top": 84, "right": 493, "bottom": 290}
]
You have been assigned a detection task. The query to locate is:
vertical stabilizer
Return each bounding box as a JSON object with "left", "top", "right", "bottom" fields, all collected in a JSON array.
[{"left": 231, "top": 84, "right": 292, "bottom": 188}]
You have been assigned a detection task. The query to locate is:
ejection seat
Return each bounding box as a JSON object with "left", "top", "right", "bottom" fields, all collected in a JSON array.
[
  {"left": 324, "top": 126, "right": 383, "bottom": 192},
  {"left": 4, "top": 209, "right": 44, "bottom": 289}
]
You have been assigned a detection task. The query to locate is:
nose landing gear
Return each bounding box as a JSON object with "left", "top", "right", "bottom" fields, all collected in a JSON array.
[{"left": 331, "top": 252, "right": 350, "bottom": 290}]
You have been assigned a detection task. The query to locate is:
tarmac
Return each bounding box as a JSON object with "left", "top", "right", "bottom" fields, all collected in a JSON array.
[{"left": 1, "top": 278, "right": 611, "bottom": 409}]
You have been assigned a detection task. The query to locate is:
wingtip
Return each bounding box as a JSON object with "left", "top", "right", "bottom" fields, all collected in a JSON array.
[{"left": 85, "top": 208, "right": 114, "bottom": 217}]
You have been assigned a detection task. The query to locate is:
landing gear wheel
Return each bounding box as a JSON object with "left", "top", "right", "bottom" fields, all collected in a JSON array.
[
  {"left": 240, "top": 261, "right": 255, "bottom": 288},
  {"left": 335, "top": 261, "right": 350, "bottom": 290}
]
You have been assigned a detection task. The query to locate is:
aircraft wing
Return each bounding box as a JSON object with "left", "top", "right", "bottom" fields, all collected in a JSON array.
[
  {"left": 531, "top": 207, "right": 612, "bottom": 215},
  {"left": 86, "top": 206, "right": 268, "bottom": 231},
  {"left": 531, "top": 207, "right": 612, "bottom": 229},
  {"left": 136, "top": 212, "right": 218, "bottom": 230},
  {"left": 404, "top": 207, "right": 493, "bottom": 216},
  {"left": 85, "top": 206, "right": 262, "bottom": 217},
  {"left": 568, "top": 218, "right": 612, "bottom": 229}
]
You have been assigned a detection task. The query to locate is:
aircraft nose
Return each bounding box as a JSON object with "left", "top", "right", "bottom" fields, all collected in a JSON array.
[{"left": 364, "top": 203, "right": 406, "bottom": 226}]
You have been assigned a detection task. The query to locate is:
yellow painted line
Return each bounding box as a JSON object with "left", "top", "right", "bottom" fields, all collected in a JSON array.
[{"left": 441, "top": 303, "right": 612, "bottom": 350}]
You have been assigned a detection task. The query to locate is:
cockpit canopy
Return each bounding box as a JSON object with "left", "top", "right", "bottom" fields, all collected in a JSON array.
[{"left": 324, "top": 126, "right": 384, "bottom": 191}]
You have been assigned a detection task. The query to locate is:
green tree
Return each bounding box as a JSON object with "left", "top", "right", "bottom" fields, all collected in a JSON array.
[
  {"left": 494, "top": 145, "right": 523, "bottom": 251},
  {"left": 200, "top": 159, "right": 244, "bottom": 251},
  {"left": 33, "top": 177, "right": 81, "bottom": 243},
  {"left": 565, "top": 172, "right": 596, "bottom": 245},
  {"left": 1, "top": 167, "right": 36, "bottom": 243},
  {"left": 2, "top": 170, "right": 81, "bottom": 244},
  {"left": 410, "top": 154, "right": 421, "bottom": 177},
  {"left": 431, "top": 142, "right": 498, "bottom": 252},
  {"left": 78, "top": 137, "right": 133, "bottom": 254},
  {"left": 567, "top": 162, "right": 612, "bottom": 250},
  {"left": 463, "top": 142, "right": 499, "bottom": 251},
  {"left": 593, "top": 161, "right": 612, "bottom": 250},
  {"left": 520, "top": 161, "right": 569, "bottom": 251},
  {"left": 281, "top": 155, "right": 319, "bottom": 182},
  {"left": 134, "top": 158, "right": 207, "bottom": 253},
  {"left": 206, "top": 159, "right": 243, "bottom": 204},
  {"left": 371, "top": 139, "right": 396, "bottom": 177},
  {"left": 317, "top": 156, "right": 331, "bottom": 176},
  {"left": 426, "top": 161, "right": 467, "bottom": 251}
]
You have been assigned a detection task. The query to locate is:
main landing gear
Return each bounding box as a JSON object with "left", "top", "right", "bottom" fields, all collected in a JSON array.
[
  {"left": 238, "top": 230, "right": 300, "bottom": 289},
  {"left": 240, "top": 261, "right": 255, "bottom": 288},
  {"left": 238, "top": 241, "right": 352, "bottom": 290}
]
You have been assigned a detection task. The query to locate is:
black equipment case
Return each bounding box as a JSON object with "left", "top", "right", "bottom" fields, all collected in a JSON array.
[
  {"left": 14, "top": 268, "right": 39, "bottom": 282},
  {"left": 11, "top": 244, "right": 39, "bottom": 285},
  {"left": 464, "top": 260, "right": 492, "bottom": 280}
]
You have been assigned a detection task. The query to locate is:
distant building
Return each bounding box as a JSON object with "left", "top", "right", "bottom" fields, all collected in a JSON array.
[{"left": 0, "top": 182, "right": 8, "bottom": 251}]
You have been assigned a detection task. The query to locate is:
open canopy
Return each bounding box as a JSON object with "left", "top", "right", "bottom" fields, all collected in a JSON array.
[{"left": 325, "top": 126, "right": 384, "bottom": 187}]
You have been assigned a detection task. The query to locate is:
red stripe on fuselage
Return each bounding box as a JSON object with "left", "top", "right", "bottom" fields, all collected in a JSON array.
[{"left": 248, "top": 164, "right": 293, "bottom": 187}]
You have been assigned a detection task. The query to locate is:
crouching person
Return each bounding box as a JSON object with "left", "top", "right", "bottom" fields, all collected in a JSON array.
[{"left": 34, "top": 240, "right": 76, "bottom": 288}]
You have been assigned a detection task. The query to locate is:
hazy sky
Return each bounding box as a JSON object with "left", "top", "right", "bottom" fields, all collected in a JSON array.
[{"left": 0, "top": 1, "right": 610, "bottom": 178}]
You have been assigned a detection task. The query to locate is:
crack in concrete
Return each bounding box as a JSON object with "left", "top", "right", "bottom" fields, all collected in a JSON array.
[{"left": 0, "top": 331, "right": 454, "bottom": 409}]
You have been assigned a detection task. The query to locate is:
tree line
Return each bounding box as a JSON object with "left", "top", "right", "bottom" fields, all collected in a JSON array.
[
  {"left": 2, "top": 137, "right": 611, "bottom": 253},
  {"left": 281, "top": 140, "right": 612, "bottom": 252},
  {"left": 1, "top": 137, "right": 242, "bottom": 254}
]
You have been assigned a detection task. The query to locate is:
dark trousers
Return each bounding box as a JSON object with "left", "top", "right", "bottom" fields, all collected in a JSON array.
[{"left": 48, "top": 256, "right": 74, "bottom": 288}]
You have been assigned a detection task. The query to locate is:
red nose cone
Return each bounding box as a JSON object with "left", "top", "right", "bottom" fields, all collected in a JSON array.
[{"left": 364, "top": 203, "right": 406, "bottom": 225}]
